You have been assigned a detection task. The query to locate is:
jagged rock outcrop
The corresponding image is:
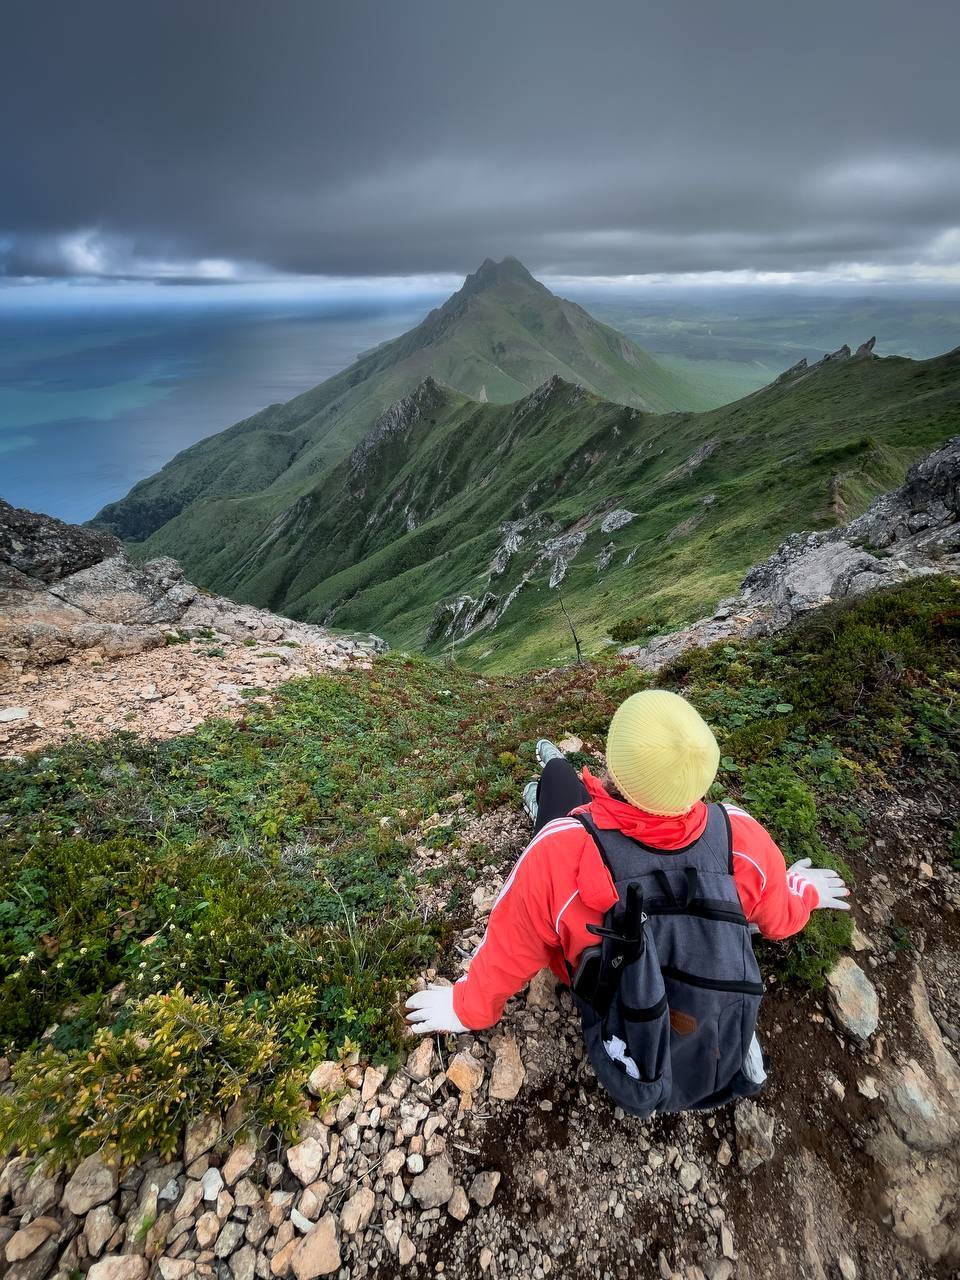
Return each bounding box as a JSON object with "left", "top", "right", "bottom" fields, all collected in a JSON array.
[
  {"left": 823, "top": 343, "right": 852, "bottom": 363},
  {"left": 488, "top": 517, "right": 545, "bottom": 578},
  {"left": 599, "top": 508, "right": 637, "bottom": 534},
  {"left": 624, "top": 435, "right": 960, "bottom": 669},
  {"left": 348, "top": 378, "right": 449, "bottom": 480},
  {"left": 0, "top": 500, "right": 386, "bottom": 677},
  {"left": 427, "top": 592, "right": 501, "bottom": 643},
  {"left": 539, "top": 530, "right": 587, "bottom": 588},
  {"left": 776, "top": 357, "right": 809, "bottom": 383},
  {"left": 776, "top": 338, "right": 876, "bottom": 387}
]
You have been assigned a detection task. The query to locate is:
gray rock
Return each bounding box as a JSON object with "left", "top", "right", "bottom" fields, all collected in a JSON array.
[
  {"left": 86, "top": 1256, "right": 150, "bottom": 1280},
  {"left": 826, "top": 958, "right": 879, "bottom": 1041},
  {"left": 410, "top": 1156, "right": 456, "bottom": 1209},
  {"left": 0, "top": 502, "right": 385, "bottom": 677},
  {"left": 231, "top": 1244, "right": 257, "bottom": 1280},
  {"left": 626, "top": 434, "right": 960, "bottom": 673},
  {"left": 62, "top": 1155, "right": 118, "bottom": 1216},
  {"left": 734, "top": 1100, "right": 776, "bottom": 1173},
  {"left": 84, "top": 1205, "right": 120, "bottom": 1258},
  {"left": 600, "top": 508, "right": 637, "bottom": 535},
  {"left": 4, "top": 1236, "right": 60, "bottom": 1280},
  {"left": 468, "top": 1170, "right": 502, "bottom": 1208},
  {"left": 202, "top": 1167, "right": 225, "bottom": 1202},
  {"left": 214, "top": 1221, "right": 245, "bottom": 1259},
  {"left": 0, "top": 499, "right": 121, "bottom": 583}
]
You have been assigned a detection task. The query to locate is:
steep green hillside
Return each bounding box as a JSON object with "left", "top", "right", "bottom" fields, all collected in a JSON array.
[
  {"left": 94, "top": 258, "right": 701, "bottom": 546},
  {"left": 161, "top": 344, "right": 958, "bottom": 671}
]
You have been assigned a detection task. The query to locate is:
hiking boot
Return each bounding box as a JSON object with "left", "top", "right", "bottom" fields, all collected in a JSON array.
[
  {"left": 522, "top": 779, "right": 539, "bottom": 823},
  {"left": 535, "top": 738, "right": 565, "bottom": 769}
]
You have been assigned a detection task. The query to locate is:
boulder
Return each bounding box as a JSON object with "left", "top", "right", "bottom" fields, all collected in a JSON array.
[
  {"left": 85, "top": 1204, "right": 120, "bottom": 1258},
  {"left": 4, "top": 1220, "right": 60, "bottom": 1263}
]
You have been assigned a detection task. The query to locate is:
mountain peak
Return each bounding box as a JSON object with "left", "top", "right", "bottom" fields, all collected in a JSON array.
[{"left": 460, "top": 255, "right": 539, "bottom": 296}]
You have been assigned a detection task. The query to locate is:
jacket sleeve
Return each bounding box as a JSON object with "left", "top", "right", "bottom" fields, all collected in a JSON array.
[
  {"left": 451, "top": 820, "right": 574, "bottom": 1030},
  {"left": 725, "top": 807, "right": 818, "bottom": 941}
]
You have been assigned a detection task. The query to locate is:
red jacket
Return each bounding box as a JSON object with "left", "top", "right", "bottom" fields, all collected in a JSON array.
[{"left": 452, "top": 768, "right": 818, "bottom": 1030}]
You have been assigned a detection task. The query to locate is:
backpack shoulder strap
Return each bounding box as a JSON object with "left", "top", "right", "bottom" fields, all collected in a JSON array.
[
  {"left": 700, "top": 802, "right": 734, "bottom": 875},
  {"left": 575, "top": 810, "right": 610, "bottom": 868}
]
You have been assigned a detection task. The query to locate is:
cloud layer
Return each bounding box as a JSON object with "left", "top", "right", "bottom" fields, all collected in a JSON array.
[{"left": 3, "top": 0, "right": 959, "bottom": 284}]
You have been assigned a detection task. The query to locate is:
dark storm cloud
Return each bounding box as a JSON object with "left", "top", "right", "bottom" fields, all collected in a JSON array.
[{"left": 2, "top": 0, "right": 959, "bottom": 282}]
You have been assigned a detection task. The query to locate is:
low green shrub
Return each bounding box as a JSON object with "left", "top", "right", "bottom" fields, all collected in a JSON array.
[{"left": 0, "top": 984, "right": 315, "bottom": 1164}]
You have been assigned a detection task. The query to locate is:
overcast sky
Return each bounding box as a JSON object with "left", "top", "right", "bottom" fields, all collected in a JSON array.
[{"left": 3, "top": 0, "right": 959, "bottom": 289}]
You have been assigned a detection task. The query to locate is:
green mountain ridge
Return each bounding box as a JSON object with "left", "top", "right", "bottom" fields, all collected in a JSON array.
[
  {"left": 256, "top": 345, "right": 959, "bottom": 669},
  {"left": 95, "top": 261, "right": 960, "bottom": 671},
  {"left": 95, "top": 258, "right": 701, "bottom": 546}
]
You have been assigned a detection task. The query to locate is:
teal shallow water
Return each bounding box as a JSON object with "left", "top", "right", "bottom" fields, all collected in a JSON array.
[{"left": 0, "top": 299, "right": 435, "bottom": 523}]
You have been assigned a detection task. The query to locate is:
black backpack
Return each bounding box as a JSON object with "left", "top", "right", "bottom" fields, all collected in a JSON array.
[{"left": 570, "top": 803, "right": 766, "bottom": 1115}]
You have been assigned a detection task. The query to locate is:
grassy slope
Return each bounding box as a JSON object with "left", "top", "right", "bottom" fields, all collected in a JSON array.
[
  {"left": 93, "top": 259, "right": 701, "bottom": 554},
  {"left": 1, "top": 577, "right": 956, "bottom": 1161},
  {"left": 243, "top": 347, "right": 960, "bottom": 670}
]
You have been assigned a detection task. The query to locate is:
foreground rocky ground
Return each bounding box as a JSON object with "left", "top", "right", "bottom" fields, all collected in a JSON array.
[
  {"left": 1, "top": 457, "right": 958, "bottom": 1278},
  {"left": 0, "top": 499, "right": 383, "bottom": 756},
  {"left": 0, "top": 636, "right": 375, "bottom": 757},
  {"left": 2, "top": 770, "right": 958, "bottom": 1280}
]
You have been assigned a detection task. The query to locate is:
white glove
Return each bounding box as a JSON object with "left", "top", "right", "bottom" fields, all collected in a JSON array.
[
  {"left": 787, "top": 858, "right": 851, "bottom": 910},
  {"left": 405, "top": 985, "right": 468, "bottom": 1035}
]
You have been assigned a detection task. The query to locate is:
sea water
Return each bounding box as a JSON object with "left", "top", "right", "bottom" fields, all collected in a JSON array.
[{"left": 0, "top": 294, "right": 437, "bottom": 523}]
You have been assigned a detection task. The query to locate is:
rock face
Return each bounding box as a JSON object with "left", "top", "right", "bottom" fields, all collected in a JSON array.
[
  {"left": 870, "top": 967, "right": 960, "bottom": 1263},
  {"left": 625, "top": 435, "right": 960, "bottom": 669},
  {"left": 0, "top": 499, "right": 386, "bottom": 677}
]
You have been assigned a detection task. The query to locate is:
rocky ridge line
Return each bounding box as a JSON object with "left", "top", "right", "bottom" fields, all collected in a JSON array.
[{"left": 621, "top": 434, "right": 960, "bottom": 669}]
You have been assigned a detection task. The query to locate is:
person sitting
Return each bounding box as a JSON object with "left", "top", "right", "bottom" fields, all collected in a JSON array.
[{"left": 406, "top": 689, "right": 850, "bottom": 1114}]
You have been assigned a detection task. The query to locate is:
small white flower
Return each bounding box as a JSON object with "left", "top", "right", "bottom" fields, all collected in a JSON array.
[{"left": 79, "top": 947, "right": 88, "bottom": 956}]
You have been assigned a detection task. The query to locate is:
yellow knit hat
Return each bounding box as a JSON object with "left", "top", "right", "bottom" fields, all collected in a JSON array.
[{"left": 605, "top": 689, "right": 720, "bottom": 816}]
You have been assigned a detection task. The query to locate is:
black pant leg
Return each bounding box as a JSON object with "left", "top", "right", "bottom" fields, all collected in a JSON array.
[{"left": 534, "top": 758, "right": 589, "bottom": 833}]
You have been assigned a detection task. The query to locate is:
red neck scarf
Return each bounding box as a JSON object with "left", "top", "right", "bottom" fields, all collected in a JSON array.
[{"left": 580, "top": 766, "right": 708, "bottom": 849}]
